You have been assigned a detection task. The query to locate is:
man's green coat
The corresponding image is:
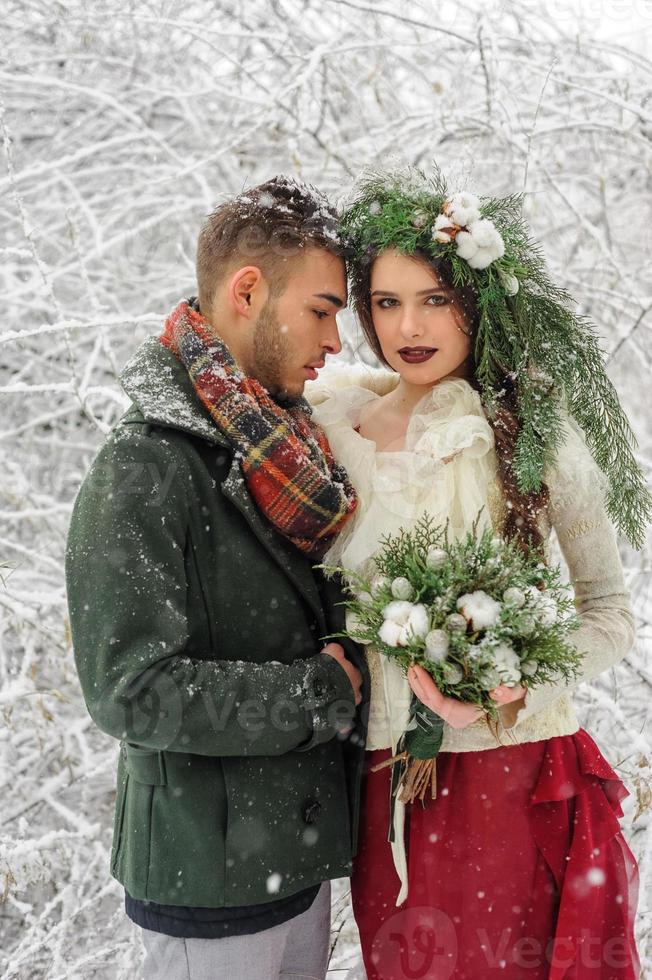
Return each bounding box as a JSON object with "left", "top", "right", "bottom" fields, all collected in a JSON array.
[{"left": 65, "top": 336, "right": 369, "bottom": 908}]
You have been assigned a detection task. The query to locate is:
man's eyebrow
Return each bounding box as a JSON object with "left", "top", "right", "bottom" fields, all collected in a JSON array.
[
  {"left": 371, "top": 287, "right": 447, "bottom": 297},
  {"left": 313, "top": 292, "right": 345, "bottom": 308}
]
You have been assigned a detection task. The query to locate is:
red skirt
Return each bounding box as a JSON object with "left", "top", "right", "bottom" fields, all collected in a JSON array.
[{"left": 350, "top": 730, "right": 640, "bottom": 980}]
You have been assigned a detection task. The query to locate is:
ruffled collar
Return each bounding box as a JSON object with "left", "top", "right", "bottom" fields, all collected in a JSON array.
[{"left": 309, "top": 370, "right": 495, "bottom": 465}]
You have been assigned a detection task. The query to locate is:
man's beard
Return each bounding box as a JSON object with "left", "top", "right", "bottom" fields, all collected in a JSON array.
[{"left": 251, "top": 296, "right": 296, "bottom": 400}]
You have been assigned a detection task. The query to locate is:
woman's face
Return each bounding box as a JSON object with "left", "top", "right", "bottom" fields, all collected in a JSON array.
[{"left": 369, "top": 249, "right": 472, "bottom": 385}]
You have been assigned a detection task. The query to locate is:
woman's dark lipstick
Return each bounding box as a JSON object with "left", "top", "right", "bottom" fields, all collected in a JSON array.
[{"left": 398, "top": 347, "right": 438, "bottom": 364}]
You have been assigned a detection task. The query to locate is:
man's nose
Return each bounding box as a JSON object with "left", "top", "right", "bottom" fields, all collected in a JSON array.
[{"left": 322, "top": 318, "right": 343, "bottom": 356}]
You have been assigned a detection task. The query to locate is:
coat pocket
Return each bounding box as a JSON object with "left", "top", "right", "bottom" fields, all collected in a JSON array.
[
  {"left": 110, "top": 743, "right": 162, "bottom": 896},
  {"left": 110, "top": 754, "right": 129, "bottom": 877},
  {"left": 120, "top": 741, "right": 167, "bottom": 785},
  {"left": 143, "top": 752, "right": 228, "bottom": 906}
]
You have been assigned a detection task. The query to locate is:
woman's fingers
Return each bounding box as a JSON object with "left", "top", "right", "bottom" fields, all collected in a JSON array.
[
  {"left": 407, "top": 664, "right": 485, "bottom": 730},
  {"left": 489, "top": 684, "right": 527, "bottom": 703},
  {"left": 407, "top": 664, "right": 444, "bottom": 711},
  {"left": 410, "top": 670, "right": 526, "bottom": 709},
  {"left": 407, "top": 665, "right": 426, "bottom": 702},
  {"left": 489, "top": 685, "right": 507, "bottom": 701}
]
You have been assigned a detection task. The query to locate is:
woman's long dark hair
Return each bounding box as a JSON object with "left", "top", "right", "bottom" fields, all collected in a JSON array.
[{"left": 350, "top": 248, "right": 549, "bottom": 552}]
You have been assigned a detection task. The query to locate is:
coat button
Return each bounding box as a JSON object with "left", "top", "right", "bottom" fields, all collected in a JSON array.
[{"left": 302, "top": 799, "right": 321, "bottom": 824}]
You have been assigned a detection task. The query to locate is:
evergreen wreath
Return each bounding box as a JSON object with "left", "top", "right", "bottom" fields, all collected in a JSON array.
[{"left": 340, "top": 164, "right": 651, "bottom": 549}]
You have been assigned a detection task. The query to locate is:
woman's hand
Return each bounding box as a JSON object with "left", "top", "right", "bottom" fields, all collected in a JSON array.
[
  {"left": 487, "top": 683, "right": 528, "bottom": 730},
  {"left": 407, "top": 665, "right": 484, "bottom": 730}
]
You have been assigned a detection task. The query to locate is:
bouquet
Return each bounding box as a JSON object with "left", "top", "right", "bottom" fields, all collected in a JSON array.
[{"left": 318, "top": 512, "right": 582, "bottom": 805}]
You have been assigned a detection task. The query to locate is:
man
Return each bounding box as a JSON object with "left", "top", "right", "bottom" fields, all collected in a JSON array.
[{"left": 65, "top": 176, "right": 368, "bottom": 979}]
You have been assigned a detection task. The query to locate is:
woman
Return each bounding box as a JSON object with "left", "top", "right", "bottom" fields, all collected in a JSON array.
[{"left": 305, "top": 167, "right": 646, "bottom": 979}]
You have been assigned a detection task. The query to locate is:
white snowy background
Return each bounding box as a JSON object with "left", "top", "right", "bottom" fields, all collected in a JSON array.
[{"left": 1, "top": 0, "right": 651, "bottom": 976}]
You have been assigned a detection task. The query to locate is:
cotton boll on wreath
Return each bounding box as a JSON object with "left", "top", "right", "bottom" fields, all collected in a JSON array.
[
  {"left": 454, "top": 218, "right": 505, "bottom": 269},
  {"left": 443, "top": 191, "right": 481, "bottom": 227},
  {"left": 432, "top": 213, "right": 455, "bottom": 244}
]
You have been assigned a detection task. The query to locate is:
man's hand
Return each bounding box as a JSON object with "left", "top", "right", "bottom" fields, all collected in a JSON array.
[
  {"left": 407, "top": 664, "right": 484, "bottom": 730},
  {"left": 322, "top": 642, "right": 363, "bottom": 705}
]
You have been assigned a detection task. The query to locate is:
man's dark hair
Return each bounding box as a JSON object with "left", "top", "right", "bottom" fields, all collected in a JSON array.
[{"left": 196, "top": 175, "right": 341, "bottom": 315}]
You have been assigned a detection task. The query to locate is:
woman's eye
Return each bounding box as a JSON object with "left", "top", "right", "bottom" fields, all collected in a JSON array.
[
  {"left": 313, "top": 310, "right": 329, "bottom": 320},
  {"left": 426, "top": 294, "right": 448, "bottom": 306},
  {"left": 377, "top": 298, "right": 398, "bottom": 309}
]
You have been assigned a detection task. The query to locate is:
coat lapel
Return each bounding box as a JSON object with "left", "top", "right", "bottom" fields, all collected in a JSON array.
[{"left": 119, "top": 336, "right": 326, "bottom": 631}]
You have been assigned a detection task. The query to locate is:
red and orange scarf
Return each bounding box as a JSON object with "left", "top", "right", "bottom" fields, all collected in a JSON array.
[{"left": 160, "top": 299, "right": 357, "bottom": 558}]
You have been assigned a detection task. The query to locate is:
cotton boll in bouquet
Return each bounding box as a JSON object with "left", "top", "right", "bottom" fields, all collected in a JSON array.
[{"left": 318, "top": 510, "right": 582, "bottom": 805}]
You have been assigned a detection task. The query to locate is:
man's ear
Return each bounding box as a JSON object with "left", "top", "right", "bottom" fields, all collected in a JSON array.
[{"left": 228, "top": 266, "right": 265, "bottom": 319}]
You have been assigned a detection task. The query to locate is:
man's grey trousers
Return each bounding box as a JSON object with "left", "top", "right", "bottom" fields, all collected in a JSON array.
[{"left": 140, "top": 881, "right": 331, "bottom": 980}]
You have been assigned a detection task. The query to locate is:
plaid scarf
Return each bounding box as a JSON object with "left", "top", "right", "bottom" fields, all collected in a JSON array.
[{"left": 160, "top": 298, "right": 358, "bottom": 558}]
